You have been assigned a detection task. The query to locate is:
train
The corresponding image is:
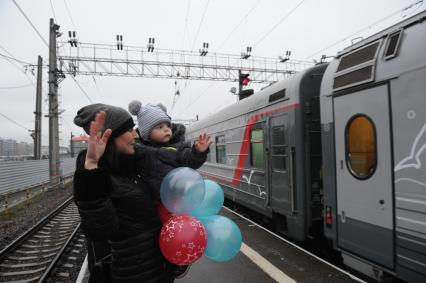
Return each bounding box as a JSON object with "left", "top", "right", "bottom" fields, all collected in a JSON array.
[{"left": 186, "top": 11, "right": 426, "bottom": 283}]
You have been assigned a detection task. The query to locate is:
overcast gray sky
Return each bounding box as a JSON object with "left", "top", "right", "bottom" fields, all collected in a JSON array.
[{"left": 0, "top": 0, "right": 423, "bottom": 146}]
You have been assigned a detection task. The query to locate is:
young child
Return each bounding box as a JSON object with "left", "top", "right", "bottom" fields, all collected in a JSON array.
[
  {"left": 128, "top": 100, "right": 211, "bottom": 197},
  {"left": 128, "top": 100, "right": 212, "bottom": 278}
]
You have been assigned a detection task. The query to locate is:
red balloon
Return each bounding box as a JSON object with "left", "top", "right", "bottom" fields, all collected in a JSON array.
[
  {"left": 159, "top": 215, "right": 207, "bottom": 265},
  {"left": 158, "top": 202, "right": 173, "bottom": 224}
]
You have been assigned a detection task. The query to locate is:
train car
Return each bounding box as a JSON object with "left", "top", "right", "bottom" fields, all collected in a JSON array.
[
  {"left": 186, "top": 62, "right": 328, "bottom": 242},
  {"left": 320, "top": 11, "right": 426, "bottom": 282},
  {"left": 186, "top": 10, "right": 426, "bottom": 283}
]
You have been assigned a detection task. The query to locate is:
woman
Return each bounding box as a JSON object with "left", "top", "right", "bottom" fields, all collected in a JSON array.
[{"left": 73, "top": 103, "right": 174, "bottom": 282}]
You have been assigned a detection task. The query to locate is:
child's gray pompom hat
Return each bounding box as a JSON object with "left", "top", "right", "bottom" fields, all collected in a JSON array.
[{"left": 128, "top": 100, "right": 171, "bottom": 140}]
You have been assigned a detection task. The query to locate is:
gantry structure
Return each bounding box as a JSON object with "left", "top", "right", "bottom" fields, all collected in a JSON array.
[{"left": 57, "top": 41, "right": 313, "bottom": 83}]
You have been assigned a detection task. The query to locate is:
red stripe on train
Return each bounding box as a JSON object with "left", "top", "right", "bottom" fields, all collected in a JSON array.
[{"left": 205, "top": 103, "right": 300, "bottom": 186}]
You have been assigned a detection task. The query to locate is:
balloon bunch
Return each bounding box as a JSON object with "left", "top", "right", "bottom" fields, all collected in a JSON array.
[{"left": 159, "top": 167, "right": 242, "bottom": 265}]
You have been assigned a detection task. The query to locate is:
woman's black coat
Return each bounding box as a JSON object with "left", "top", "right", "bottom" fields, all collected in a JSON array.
[{"left": 73, "top": 150, "right": 174, "bottom": 283}]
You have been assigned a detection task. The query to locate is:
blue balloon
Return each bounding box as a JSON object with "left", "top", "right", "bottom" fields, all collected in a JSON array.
[
  {"left": 160, "top": 167, "right": 205, "bottom": 214},
  {"left": 190, "top": 180, "right": 224, "bottom": 217},
  {"left": 199, "top": 215, "right": 242, "bottom": 262}
]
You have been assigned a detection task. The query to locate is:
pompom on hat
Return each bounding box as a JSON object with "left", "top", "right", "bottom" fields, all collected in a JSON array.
[
  {"left": 128, "top": 100, "right": 171, "bottom": 140},
  {"left": 74, "top": 103, "right": 135, "bottom": 139}
]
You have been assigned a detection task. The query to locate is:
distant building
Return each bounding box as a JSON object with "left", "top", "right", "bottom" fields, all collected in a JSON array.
[
  {"left": 41, "top": 145, "right": 49, "bottom": 156},
  {"left": 1, "top": 139, "right": 17, "bottom": 157},
  {"left": 38, "top": 145, "right": 70, "bottom": 158},
  {"left": 16, "top": 141, "right": 33, "bottom": 156},
  {"left": 60, "top": 146, "right": 70, "bottom": 155},
  {"left": 71, "top": 135, "right": 89, "bottom": 157}
]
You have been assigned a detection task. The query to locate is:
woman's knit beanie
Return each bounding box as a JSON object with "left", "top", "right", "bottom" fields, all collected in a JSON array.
[{"left": 74, "top": 103, "right": 135, "bottom": 139}]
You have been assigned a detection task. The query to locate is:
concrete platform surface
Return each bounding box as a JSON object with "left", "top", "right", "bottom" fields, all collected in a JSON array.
[
  {"left": 176, "top": 207, "right": 362, "bottom": 283},
  {"left": 77, "top": 207, "right": 364, "bottom": 283}
]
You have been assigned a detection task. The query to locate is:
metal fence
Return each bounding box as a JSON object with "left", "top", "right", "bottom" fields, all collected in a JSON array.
[{"left": 0, "top": 158, "right": 76, "bottom": 194}]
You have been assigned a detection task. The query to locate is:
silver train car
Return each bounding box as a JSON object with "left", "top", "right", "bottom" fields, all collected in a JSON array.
[{"left": 187, "top": 11, "right": 426, "bottom": 282}]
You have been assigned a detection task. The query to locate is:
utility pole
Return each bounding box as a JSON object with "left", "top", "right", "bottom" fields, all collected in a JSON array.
[
  {"left": 34, "top": 55, "right": 42, "bottom": 159},
  {"left": 48, "top": 19, "right": 60, "bottom": 188}
]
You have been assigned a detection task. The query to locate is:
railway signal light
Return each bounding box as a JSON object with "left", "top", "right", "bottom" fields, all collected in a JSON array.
[
  {"left": 238, "top": 71, "right": 253, "bottom": 100},
  {"left": 239, "top": 73, "right": 250, "bottom": 86}
]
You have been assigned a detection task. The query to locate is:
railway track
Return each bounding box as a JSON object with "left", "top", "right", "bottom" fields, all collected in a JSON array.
[{"left": 0, "top": 197, "right": 86, "bottom": 283}]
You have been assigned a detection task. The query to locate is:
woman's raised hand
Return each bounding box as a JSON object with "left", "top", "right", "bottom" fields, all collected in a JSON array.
[{"left": 85, "top": 111, "right": 112, "bottom": 169}]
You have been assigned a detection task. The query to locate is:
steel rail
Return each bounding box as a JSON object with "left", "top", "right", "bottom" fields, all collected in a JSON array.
[{"left": 0, "top": 196, "right": 74, "bottom": 260}]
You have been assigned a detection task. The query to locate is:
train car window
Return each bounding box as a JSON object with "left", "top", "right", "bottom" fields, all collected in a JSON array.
[
  {"left": 250, "top": 129, "right": 264, "bottom": 168},
  {"left": 345, "top": 115, "right": 377, "bottom": 179},
  {"left": 272, "top": 126, "right": 285, "bottom": 144},
  {"left": 206, "top": 150, "right": 212, "bottom": 162},
  {"left": 216, "top": 135, "right": 226, "bottom": 164},
  {"left": 384, "top": 29, "right": 402, "bottom": 60},
  {"left": 271, "top": 126, "right": 287, "bottom": 170},
  {"left": 269, "top": 89, "right": 286, "bottom": 103}
]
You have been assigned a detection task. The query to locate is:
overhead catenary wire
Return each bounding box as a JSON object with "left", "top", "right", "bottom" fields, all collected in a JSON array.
[
  {"left": 0, "top": 83, "right": 34, "bottom": 90},
  {"left": 175, "top": 0, "right": 261, "bottom": 117},
  {"left": 177, "top": 0, "right": 258, "bottom": 116},
  {"left": 0, "top": 54, "right": 36, "bottom": 87},
  {"left": 0, "top": 46, "right": 37, "bottom": 88},
  {"left": 63, "top": 0, "right": 77, "bottom": 29},
  {"left": 181, "top": 0, "right": 192, "bottom": 51},
  {"left": 169, "top": 81, "right": 180, "bottom": 115},
  {"left": 0, "top": 52, "right": 34, "bottom": 66},
  {"left": 191, "top": 0, "right": 211, "bottom": 51},
  {"left": 61, "top": 117, "right": 75, "bottom": 132},
  {"left": 0, "top": 112, "right": 31, "bottom": 131},
  {"left": 61, "top": 0, "right": 104, "bottom": 100},
  {"left": 70, "top": 76, "right": 93, "bottom": 103},
  {"left": 0, "top": 50, "right": 50, "bottom": 69},
  {"left": 175, "top": 81, "right": 215, "bottom": 118},
  {"left": 215, "top": 0, "right": 262, "bottom": 52},
  {"left": 13, "top": 0, "right": 95, "bottom": 103},
  {"left": 305, "top": 0, "right": 424, "bottom": 59},
  {"left": 253, "top": 0, "right": 306, "bottom": 47},
  {"left": 173, "top": 0, "right": 193, "bottom": 115},
  {"left": 12, "top": 0, "right": 49, "bottom": 48},
  {"left": 49, "top": 0, "right": 58, "bottom": 23}
]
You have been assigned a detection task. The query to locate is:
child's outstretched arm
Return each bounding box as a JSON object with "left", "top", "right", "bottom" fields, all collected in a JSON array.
[
  {"left": 194, "top": 133, "right": 212, "bottom": 153},
  {"left": 176, "top": 133, "right": 212, "bottom": 169}
]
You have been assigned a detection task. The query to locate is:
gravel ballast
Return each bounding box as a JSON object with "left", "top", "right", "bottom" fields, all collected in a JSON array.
[{"left": 0, "top": 184, "right": 74, "bottom": 250}]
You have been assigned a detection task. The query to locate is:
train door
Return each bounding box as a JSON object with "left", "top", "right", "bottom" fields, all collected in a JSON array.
[
  {"left": 268, "top": 114, "right": 294, "bottom": 215},
  {"left": 333, "top": 85, "right": 394, "bottom": 268}
]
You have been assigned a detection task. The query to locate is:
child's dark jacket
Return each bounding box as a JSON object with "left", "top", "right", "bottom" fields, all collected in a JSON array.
[{"left": 135, "top": 123, "right": 208, "bottom": 199}]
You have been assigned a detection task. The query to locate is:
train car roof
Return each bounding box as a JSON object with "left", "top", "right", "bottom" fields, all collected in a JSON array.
[
  {"left": 187, "top": 66, "right": 318, "bottom": 132},
  {"left": 337, "top": 10, "right": 426, "bottom": 57}
]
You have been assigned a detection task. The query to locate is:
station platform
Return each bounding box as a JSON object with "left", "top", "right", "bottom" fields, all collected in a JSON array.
[{"left": 77, "top": 208, "right": 364, "bottom": 283}]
